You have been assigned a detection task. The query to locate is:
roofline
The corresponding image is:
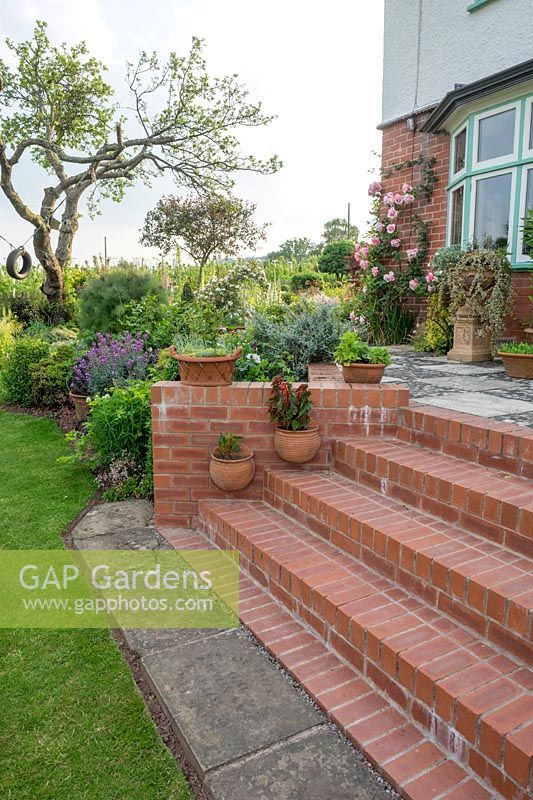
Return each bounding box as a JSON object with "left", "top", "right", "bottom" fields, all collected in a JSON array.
[
  {"left": 377, "top": 103, "right": 438, "bottom": 131},
  {"left": 421, "top": 59, "right": 533, "bottom": 133}
]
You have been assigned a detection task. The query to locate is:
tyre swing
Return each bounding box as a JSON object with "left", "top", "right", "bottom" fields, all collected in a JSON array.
[{"left": 5, "top": 245, "right": 32, "bottom": 280}]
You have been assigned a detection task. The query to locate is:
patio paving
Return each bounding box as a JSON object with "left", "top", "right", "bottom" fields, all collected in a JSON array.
[{"left": 383, "top": 347, "right": 533, "bottom": 426}]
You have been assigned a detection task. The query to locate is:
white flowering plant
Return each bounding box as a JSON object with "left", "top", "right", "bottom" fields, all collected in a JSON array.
[{"left": 197, "top": 262, "right": 268, "bottom": 326}]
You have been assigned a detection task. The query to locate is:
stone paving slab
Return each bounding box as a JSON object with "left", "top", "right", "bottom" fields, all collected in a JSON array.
[
  {"left": 141, "top": 629, "right": 323, "bottom": 775},
  {"left": 417, "top": 390, "right": 533, "bottom": 417},
  {"left": 206, "top": 726, "right": 393, "bottom": 800},
  {"left": 71, "top": 499, "right": 153, "bottom": 540},
  {"left": 122, "top": 627, "right": 222, "bottom": 657}
]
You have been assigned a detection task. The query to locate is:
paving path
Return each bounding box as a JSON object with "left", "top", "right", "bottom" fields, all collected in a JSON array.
[{"left": 72, "top": 500, "right": 397, "bottom": 800}]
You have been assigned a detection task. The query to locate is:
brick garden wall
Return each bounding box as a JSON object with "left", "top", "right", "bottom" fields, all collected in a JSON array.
[
  {"left": 151, "top": 381, "right": 409, "bottom": 528},
  {"left": 380, "top": 112, "right": 532, "bottom": 334}
]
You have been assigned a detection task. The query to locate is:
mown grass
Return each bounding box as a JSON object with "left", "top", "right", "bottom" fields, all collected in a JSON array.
[{"left": 0, "top": 411, "right": 190, "bottom": 800}]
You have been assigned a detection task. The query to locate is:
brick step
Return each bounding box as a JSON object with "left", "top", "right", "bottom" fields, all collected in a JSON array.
[
  {"left": 160, "top": 524, "right": 496, "bottom": 800},
  {"left": 199, "top": 499, "right": 533, "bottom": 800},
  {"left": 265, "top": 468, "right": 533, "bottom": 664},
  {"left": 333, "top": 437, "right": 533, "bottom": 558},
  {"left": 398, "top": 404, "right": 533, "bottom": 480}
]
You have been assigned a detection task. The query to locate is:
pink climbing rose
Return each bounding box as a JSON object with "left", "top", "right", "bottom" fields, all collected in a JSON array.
[
  {"left": 371, "top": 266, "right": 379, "bottom": 277},
  {"left": 383, "top": 271, "right": 395, "bottom": 282},
  {"left": 391, "top": 238, "right": 401, "bottom": 248},
  {"left": 406, "top": 248, "right": 419, "bottom": 261},
  {"left": 426, "top": 271, "right": 437, "bottom": 283},
  {"left": 402, "top": 183, "right": 413, "bottom": 193},
  {"left": 368, "top": 181, "right": 382, "bottom": 196},
  {"left": 386, "top": 223, "right": 396, "bottom": 234},
  {"left": 409, "top": 278, "right": 419, "bottom": 291},
  {"left": 375, "top": 222, "right": 384, "bottom": 232},
  {"left": 370, "top": 235, "right": 380, "bottom": 246},
  {"left": 387, "top": 208, "right": 398, "bottom": 219}
]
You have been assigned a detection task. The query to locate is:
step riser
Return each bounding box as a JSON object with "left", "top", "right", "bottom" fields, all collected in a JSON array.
[
  {"left": 199, "top": 503, "right": 532, "bottom": 800},
  {"left": 265, "top": 472, "right": 532, "bottom": 665},
  {"left": 333, "top": 443, "right": 532, "bottom": 559},
  {"left": 399, "top": 406, "right": 533, "bottom": 480}
]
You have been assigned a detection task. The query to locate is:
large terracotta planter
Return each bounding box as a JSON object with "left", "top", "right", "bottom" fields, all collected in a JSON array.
[
  {"left": 168, "top": 346, "right": 242, "bottom": 386},
  {"left": 69, "top": 391, "right": 89, "bottom": 422},
  {"left": 274, "top": 421, "right": 321, "bottom": 464},
  {"left": 498, "top": 352, "right": 533, "bottom": 380},
  {"left": 341, "top": 363, "right": 385, "bottom": 384},
  {"left": 209, "top": 445, "right": 255, "bottom": 491}
]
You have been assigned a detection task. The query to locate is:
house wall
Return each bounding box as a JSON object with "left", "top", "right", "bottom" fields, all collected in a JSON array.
[
  {"left": 382, "top": 0, "right": 533, "bottom": 126},
  {"left": 381, "top": 112, "right": 532, "bottom": 334}
]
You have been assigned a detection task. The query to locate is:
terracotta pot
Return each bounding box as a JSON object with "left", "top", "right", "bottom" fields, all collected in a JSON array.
[
  {"left": 209, "top": 445, "right": 255, "bottom": 491},
  {"left": 274, "top": 421, "right": 321, "bottom": 464},
  {"left": 498, "top": 352, "right": 533, "bottom": 380},
  {"left": 168, "top": 346, "right": 242, "bottom": 386},
  {"left": 69, "top": 391, "right": 89, "bottom": 422},
  {"left": 341, "top": 363, "right": 386, "bottom": 384}
]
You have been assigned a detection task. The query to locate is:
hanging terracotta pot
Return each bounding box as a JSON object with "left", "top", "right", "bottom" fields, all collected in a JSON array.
[{"left": 209, "top": 445, "right": 255, "bottom": 490}]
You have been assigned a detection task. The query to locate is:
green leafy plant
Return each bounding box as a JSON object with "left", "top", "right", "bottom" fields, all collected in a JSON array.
[
  {"left": 289, "top": 271, "right": 324, "bottom": 292},
  {"left": 499, "top": 342, "right": 533, "bottom": 354},
  {"left": 78, "top": 268, "right": 167, "bottom": 333},
  {"left": 413, "top": 292, "right": 453, "bottom": 355},
  {"left": 214, "top": 433, "right": 245, "bottom": 460},
  {"left": 267, "top": 375, "right": 314, "bottom": 431},
  {"left": 0, "top": 337, "right": 50, "bottom": 406},
  {"left": 0, "top": 310, "right": 22, "bottom": 368},
  {"left": 333, "top": 332, "right": 391, "bottom": 366},
  {"left": 438, "top": 249, "right": 512, "bottom": 338},
  {"left": 30, "top": 344, "right": 75, "bottom": 407},
  {"left": 317, "top": 240, "right": 354, "bottom": 276},
  {"left": 119, "top": 294, "right": 186, "bottom": 349}
]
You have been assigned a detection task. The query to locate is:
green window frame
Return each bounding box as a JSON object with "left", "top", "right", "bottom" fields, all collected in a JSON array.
[
  {"left": 446, "top": 91, "right": 533, "bottom": 269},
  {"left": 467, "top": 0, "right": 499, "bottom": 12}
]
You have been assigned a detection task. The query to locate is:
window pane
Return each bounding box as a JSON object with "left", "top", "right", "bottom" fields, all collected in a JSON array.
[
  {"left": 530, "top": 105, "right": 533, "bottom": 150},
  {"left": 454, "top": 129, "right": 466, "bottom": 173},
  {"left": 474, "top": 172, "right": 512, "bottom": 247},
  {"left": 522, "top": 168, "right": 533, "bottom": 254},
  {"left": 450, "top": 186, "right": 464, "bottom": 245},
  {"left": 478, "top": 109, "right": 515, "bottom": 162}
]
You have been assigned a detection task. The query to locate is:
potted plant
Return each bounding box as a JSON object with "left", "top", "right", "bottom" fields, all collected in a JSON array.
[
  {"left": 439, "top": 249, "right": 513, "bottom": 363},
  {"left": 334, "top": 332, "right": 391, "bottom": 383},
  {"left": 169, "top": 306, "right": 242, "bottom": 386},
  {"left": 498, "top": 342, "right": 533, "bottom": 379},
  {"left": 267, "top": 376, "right": 320, "bottom": 464},
  {"left": 209, "top": 433, "right": 255, "bottom": 490}
]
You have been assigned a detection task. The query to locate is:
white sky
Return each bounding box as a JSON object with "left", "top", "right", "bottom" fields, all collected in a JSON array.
[{"left": 0, "top": 0, "right": 384, "bottom": 264}]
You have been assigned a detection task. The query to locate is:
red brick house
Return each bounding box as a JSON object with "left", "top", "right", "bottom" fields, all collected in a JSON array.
[{"left": 379, "top": 0, "right": 533, "bottom": 336}]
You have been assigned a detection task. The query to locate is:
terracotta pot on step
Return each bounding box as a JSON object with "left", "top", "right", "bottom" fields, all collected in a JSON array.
[
  {"left": 274, "top": 421, "right": 321, "bottom": 464},
  {"left": 168, "top": 346, "right": 242, "bottom": 386},
  {"left": 69, "top": 391, "right": 89, "bottom": 422},
  {"left": 209, "top": 445, "right": 255, "bottom": 490},
  {"left": 341, "top": 363, "right": 386, "bottom": 384}
]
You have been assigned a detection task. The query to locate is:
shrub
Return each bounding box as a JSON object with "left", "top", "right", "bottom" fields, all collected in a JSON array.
[
  {"left": 0, "top": 337, "right": 50, "bottom": 406},
  {"left": 0, "top": 311, "right": 22, "bottom": 368},
  {"left": 289, "top": 271, "right": 323, "bottom": 292},
  {"left": 119, "top": 295, "right": 186, "bottom": 348},
  {"left": 197, "top": 262, "right": 268, "bottom": 325},
  {"left": 86, "top": 382, "right": 152, "bottom": 471},
  {"left": 251, "top": 301, "right": 348, "bottom": 380},
  {"left": 317, "top": 240, "right": 354, "bottom": 276},
  {"left": 71, "top": 332, "right": 158, "bottom": 396},
  {"left": 78, "top": 268, "right": 167, "bottom": 333},
  {"left": 30, "top": 345, "right": 76, "bottom": 408},
  {"left": 413, "top": 292, "right": 453, "bottom": 355}
]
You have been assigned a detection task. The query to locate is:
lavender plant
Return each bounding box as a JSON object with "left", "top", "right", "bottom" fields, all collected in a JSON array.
[{"left": 70, "top": 332, "right": 157, "bottom": 396}]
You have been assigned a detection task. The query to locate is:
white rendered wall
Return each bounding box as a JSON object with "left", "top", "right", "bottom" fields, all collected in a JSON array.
[{"left": 382, "top": 0, "right": 533, "bottom": 125}]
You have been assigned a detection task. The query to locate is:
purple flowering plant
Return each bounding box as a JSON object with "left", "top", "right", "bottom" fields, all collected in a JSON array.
[{"left": 71, "top": 332, "right": 157, "bottom": 397}]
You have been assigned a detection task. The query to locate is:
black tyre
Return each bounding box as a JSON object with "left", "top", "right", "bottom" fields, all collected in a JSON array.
[{"left": 6, "top": 247, "right": 32, "bottom": 280}]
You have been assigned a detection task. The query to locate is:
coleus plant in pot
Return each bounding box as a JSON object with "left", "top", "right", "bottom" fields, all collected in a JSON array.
[
  {"left": 209, "top": 433, "right": 255, "bottom": 491},
  {"left": 334, "top": 332, "right": 391, "bottom": 384},
  {"left": 267, "top": 375, "right": 320, "bottom": 464}
]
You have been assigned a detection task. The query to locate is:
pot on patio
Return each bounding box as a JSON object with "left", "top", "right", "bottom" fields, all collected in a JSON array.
[
  {"left": 209, "top": 444, "right": 255, "bottom": 491},
  {"left": 274, "top": 422, "right": 321, "bottom": 464},
  {"left": 69, "top": 391, "right": 89, "bottom": 422},
  {"left": 168, "top": 346, "right": 242, "bottom": 386},
  {"left": 498, "top": 351, "right": 533, "bottom": 379},
  {"left": 341, "top": 363, "right": 386, "bottom": 384}
]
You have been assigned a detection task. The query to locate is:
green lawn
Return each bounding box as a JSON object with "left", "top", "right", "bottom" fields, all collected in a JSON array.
[{"left": 0, "top": 411, "right": 190, "bottom": 800}]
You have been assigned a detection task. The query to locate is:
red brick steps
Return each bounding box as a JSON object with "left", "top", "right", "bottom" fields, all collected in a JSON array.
[
  {"left": 264, "top": 468, "right": 533, "bottom": 664},
  {"left": 333, "top": 438, "right": 533, "bottom": 558},
  {"left": 162, "top": 523, "right": 495, "bottom": 800},
  {"left": 199, "top": 499, "right": 533, "bottom": 800}
]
